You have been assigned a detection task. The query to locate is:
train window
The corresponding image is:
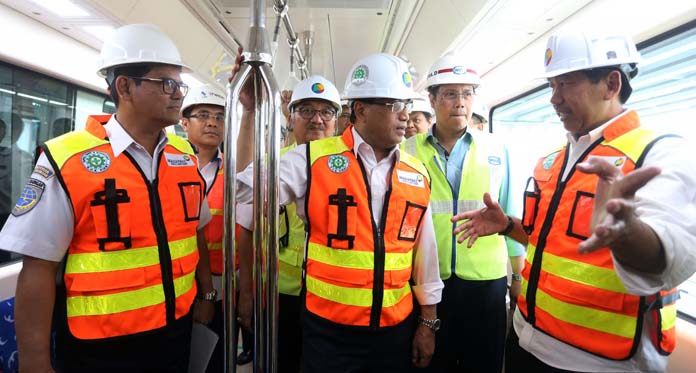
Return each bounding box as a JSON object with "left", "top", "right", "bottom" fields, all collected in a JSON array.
[
  {"left": 491, "top": 22, "right": 696, "bottom": 320},
  {"left": 0, "top": 62, "right": 111, "bottom": 266}
]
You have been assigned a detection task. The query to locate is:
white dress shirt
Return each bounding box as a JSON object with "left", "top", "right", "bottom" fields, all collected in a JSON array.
[
  {"left": 237, "top": 127, "right": 443, "bottom": 305},
  {"left": 0, "top": 115, "right": 211, "bottom": 262},
  {"left": 514, "top": 110, "right": 696, "bottom": 372}
]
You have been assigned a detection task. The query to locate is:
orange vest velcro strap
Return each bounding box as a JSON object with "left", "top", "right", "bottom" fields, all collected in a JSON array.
[{"left": 646, "top": 289, "right": 678, "bottom": 355}]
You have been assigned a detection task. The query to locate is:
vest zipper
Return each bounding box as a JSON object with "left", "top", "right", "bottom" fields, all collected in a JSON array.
[
  {"left": 432, "top": 155, "right": 458, "bottom": 275},
  {"left": 148, "top": 179, "right": 177, "bottom": 325}
]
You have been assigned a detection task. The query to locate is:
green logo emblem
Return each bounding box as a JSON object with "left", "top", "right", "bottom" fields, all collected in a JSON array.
[
  {"left": 542, "top": 152, "right": 558, "bottom": 170},
  {"left": 352, "top": 64, "right": 369, "bottom": 85},
  {"left": 328, "top": 155, "right": 349, "bottom": 173},
  {"left": 81, "top": 151, "right": 111, "bottom": 173}
]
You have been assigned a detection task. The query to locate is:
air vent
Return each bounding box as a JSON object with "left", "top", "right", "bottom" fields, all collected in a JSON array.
[{"left": 213, "top": 0, "right": 390, "bottom": 9}]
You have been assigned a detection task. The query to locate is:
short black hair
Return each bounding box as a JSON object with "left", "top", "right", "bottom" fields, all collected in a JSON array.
[
  {"left": 426, "top": 85, "right": 440, "bottom": 97},
  {"left": 106, "top": 64, "right": 153, "bottom": 107},
  {"left": 349, "top": 101, "right": 358, "bottom": 124},
  {"left": 579, "top": 66, "right": 634, "bottom": 104}
]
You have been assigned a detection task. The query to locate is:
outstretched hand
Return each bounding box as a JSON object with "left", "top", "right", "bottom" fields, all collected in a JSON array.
[
  {"left": 451, "top": 192, "right": 508, "bottom": 247},
  {"left": 576, "top": 157, "right": 661, "bottom": 254}
]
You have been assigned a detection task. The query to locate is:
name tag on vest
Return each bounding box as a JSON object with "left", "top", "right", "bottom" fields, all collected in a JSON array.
[
  {"left": 587, "top": 155, "right": 627, "bottom": 168},
  {"left": 165, "top": 153, "right": 195, "bottom": 167},
  {"left": 396, "top": 170, "right": 425, "bottom": 188}
]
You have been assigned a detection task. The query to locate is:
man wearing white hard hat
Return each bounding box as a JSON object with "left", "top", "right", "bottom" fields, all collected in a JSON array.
[
  {"left": 452, "top": 31, "right": 696, "bottom": 372},
  {"left": 235, "top": 53, "right": 443, "bottom": 371},
  {"left": 405, "top": 95, "right": 434, "bottom": 138},
  {"left": 402, "top": 53, "right": 523, "bottom": 373},
  {"left": 1, "top": 24, "right": 214, "bottom": 372}
]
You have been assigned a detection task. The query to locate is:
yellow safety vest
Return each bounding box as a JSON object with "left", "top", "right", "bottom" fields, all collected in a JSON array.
[{"left": 278, "top": 144, "right": 305, "bottom": 296}]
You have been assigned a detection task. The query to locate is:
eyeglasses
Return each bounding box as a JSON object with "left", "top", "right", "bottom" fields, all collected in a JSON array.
[
  {"left": 127, "top": 76, "right": 189, "bottom": 96},
  {"left": 187, "top": 112, "right": 225, "bottom": 123},
  {"left": 364, "top": 100, "right": 413, "bottom": 113},
  {"left": 293, "top": 107, "right": 337, "bottom": 121},
  {"left": 439, "top": 90, "right": 475, "bottom": 101}
]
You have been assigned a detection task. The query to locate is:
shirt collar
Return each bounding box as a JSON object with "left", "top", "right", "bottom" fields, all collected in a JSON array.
[
  {"left": 565, "top": 109, "right": 631, "bottom": 147},
  {"left": 425, "top": 123, "right": 472, "bottom": 147},
  {"left": 103, "top": 115, "right": 168, "bottom": 157},
  {"left": 351, "top": 127, "right": 400, "bottom": 163}
]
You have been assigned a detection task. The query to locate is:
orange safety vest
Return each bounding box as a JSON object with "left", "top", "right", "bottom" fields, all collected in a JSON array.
[
  {"left": 519, "top": 110, "right": 678, "bottom": 359},
  {"left": 44, "top": 115, "right": 203, "bottom": 340},
  {"left": 304, "top": 128, "right": 431, "bottom": 328}
]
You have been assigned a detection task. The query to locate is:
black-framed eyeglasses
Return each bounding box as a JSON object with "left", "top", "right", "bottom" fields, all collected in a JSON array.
[
  {"left": 363, "top": 100, "right": 413, "bottom": 113},
  {"left": 127, "top": 76, "right": 189, "bottom": 96},
  {"left": 439, "top": 90, "right": 475, "bottom": 101},
  {"left": 187, "top": 112, "right": 225, "bottom": 123},
  {"left": 293, "top": 107, "right": 337, "bottom": 121}
]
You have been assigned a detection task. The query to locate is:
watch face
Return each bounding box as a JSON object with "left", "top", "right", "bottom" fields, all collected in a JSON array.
[{"left": 433, "top": 319, "right": 441, "bottom": 331}]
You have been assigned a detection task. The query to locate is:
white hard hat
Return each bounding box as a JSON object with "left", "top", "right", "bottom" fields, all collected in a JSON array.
[
  {"left": 426, "top": 54, "right": 481, "bottom": 89},
  {"left": 96, "top": 24, "right": 191, "bottom": 78},
  {"left": 290, "top": 75, "right": 342, "bottom": 113},
  {"left": 181, "top": 84, "right": 226, "bottom": 114},
  {"left": 542, "top": 31, "right": 641, "bottom": 79},
  {"left": 343, "top": 53, "right": 417, "bottom": 101},
  {"left": 411, "top": 95, "right": 433, "bottom": 115}
]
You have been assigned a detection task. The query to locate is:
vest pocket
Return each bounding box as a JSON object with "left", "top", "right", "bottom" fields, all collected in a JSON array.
[
  {"left": 67, "top": 268, "right": 147, "bottom": 292},
  {"left": 398, "top": 202, "right": 427, "bottom": 241},
  {"left": 567, "top": 191, "right": 594, "bottom": 240},
  {"left": 178, "top": 182, "right": 202, "bottom": 222},
  {"left": 90, "top": 178, "right": 132, "bottom": 251},
  {"left": 522, "top": 177, "right": 540, "bottom": 235},
  {"left": 543, "top": 272, "right": 625, "bottom": 312}
]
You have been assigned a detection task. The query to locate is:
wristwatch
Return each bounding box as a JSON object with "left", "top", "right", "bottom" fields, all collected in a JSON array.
[
  {"left": 511, "top": 273, "right": 522, "bottom": 282},
  {"left": 417, "top": 316, "right": 441, "bottom": 332},
  {"left": 198, "top": 289, "right": 218, "bottom": 301}
]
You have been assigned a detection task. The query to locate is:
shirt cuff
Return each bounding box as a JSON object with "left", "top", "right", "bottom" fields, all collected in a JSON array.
[{"left": 411, "top": 280, "right": 444, "bottom": 306}]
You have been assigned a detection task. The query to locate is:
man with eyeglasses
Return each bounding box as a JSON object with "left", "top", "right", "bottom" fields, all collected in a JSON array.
[
  {"left": 402, "top": 53, "right": 523, "bottom": 373},
  {"left": 336, "top": 101, "right": 352, "bottom": 135},
  {"left": 234, "top": 53, "right": 443, "bottom": 372},
  {"left": 0, "top": 24, "right": 214, "bottom": 372}
]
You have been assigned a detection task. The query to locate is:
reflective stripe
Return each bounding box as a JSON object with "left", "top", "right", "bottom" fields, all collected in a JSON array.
[
  {"left": 307, "top": 242, "right": 411, "bottom": 271},
  {"left": 521, "top": 276, "right": 635, "bottom": 338},
  {"left": 662, "top": 304, "right": 677, "bottom": 330},
  {"left": 309, "top": 137, "right": 350, "bottom": 164},
  {"left": 208, "top": 242, "right": 222, "bottom": 250},
  {"left": 606, "top": 127, "right": 657, "bottom": 162},
  {"left": 430, "top": 199, "right": 484, "bottom": 215},
  {"left": 306, "top": 275, "right": 410, "bottom": 307},
  {"left": 67, "top": 271, "right": 196, "bottom": 317},
  {"left": 527, "top": 244, "right": 627, "bottom": 293},
  {"left": 65, "top": 236, "right": 198, "bottom": 274},
  {"left": 46, "top": 129, "right": 109, "bottom": 169},
  {"left": 210, "top": 208, "right": 223, "bottom": 216}
]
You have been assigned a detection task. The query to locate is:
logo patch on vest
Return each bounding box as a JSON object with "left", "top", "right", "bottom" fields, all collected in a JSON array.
[
  {"left": 81, "top": 151, "right": 111, "bottom": 173},
  {"left": 487, "top": 156, "right": 501, "bottom": 166},
  {"left": 327, "top": 155, "right": 349, "bottom": 173},
  {"left": 165, "top": 153, "right": 195, "bottom": 167},
  {"left": 31, "top": 165, "right": 54, "bottom": 180},
  {"left": 396, "top": 170, "right": 425, "bottom": 188},
  {"left": 542, "top": 152, "right": 559, "bottom": 170},
  {"left": 12, "top": 178, "right": 45, "bottom": 217},
  {"left": 587, "top": 155, "right": 627, "bottom": 169}
]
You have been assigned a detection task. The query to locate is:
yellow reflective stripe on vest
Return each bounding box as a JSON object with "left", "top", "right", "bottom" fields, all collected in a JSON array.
[
  {"left": 662, "top": 304, "right": 677, "bottom": 330},
  {"left": 166, "top": 133, "right": 196, "bottom": 155},
  {"left": 306, "top": 275, "right": 410, "bottom": 307},
  {"left": 526, "top": 244, "right": 627, "bottom": 293},
  {"left": 400, "top": 152, "right": 430, "bottom": 184},
  {"left": 210, "top": 208, "right": 223, "bottom": 216},
  {"left": 309, "top": 137, "right": 350, "bottom": 165},
  {"left": 605, "top": 127, "right": 657, "bottom": 162},
  {"left": 65, "top": 236, "right": 197, "bottom": 274},
  {"left": 208, "top": 242, "right": 222, "bottom": 251},
  {"left": 430, "top": 200, "right": 484, "bottom": 215},
  {"left": 520, "top": 279, "right": 635, "bottom": 338},
  {"left": 308, "top": 242, "right": 412, "bottom": 271},
  {"left": 67, "top": 271, "right": 195, "bottom": 317},
  {"left": 45, "top": 130, "right": 109, "bottom": 169}
]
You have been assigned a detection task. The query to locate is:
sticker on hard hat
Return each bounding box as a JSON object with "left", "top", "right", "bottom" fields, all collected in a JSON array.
[
  {"left": 453, "top": 66, "right": 466, "bottom": 75},
  {"left": 311, "top": 83, "right": 325, "bottom": 94},
  {"left": 545, "top": 48, "right": 553, "bottom": 66},
  {"left": 352, "top": 65, "right": 369, "bottom": 85},
  {"left": 200, "top": 90, "right": 208, "bottom": 97},
  {"left": 402, "top": 72, "right": 412, "bottom": 88}
]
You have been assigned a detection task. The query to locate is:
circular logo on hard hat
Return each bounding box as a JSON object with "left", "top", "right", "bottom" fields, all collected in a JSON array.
[
  {"left": 453, "top": 66, "right": 466, "bottom": 75},
  {"left": 311, "top": 83, "right": 325, "bottom": 94},
  {"left": 327, "top": 155, "right": 349, "bottom": 173},
  {"left": 352, "top": 65, "right": 369, "bottom": 85},
  {"left": 81, "top": 151, "right": 111, "bottom": 173},
  {"left": 545, "top": 48, "right": 553, "bottom": 66},
  {"left": 402, "top": 72, "right": 412, "bottom": 88}
]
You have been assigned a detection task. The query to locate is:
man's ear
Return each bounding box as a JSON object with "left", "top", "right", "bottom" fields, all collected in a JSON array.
[
  {"left": 353, "top": 101, "right": 367, "bottom": 123},
  {"left": 604, "top": 70, "right": 622, "bottom": 100},
  {"left": 180, "top": 118, "right": 190, "bottom": 132},
  {"left": 114, "top": 76, "right": 133, "bottom": 104}
]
